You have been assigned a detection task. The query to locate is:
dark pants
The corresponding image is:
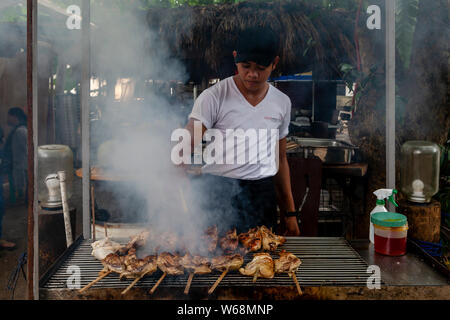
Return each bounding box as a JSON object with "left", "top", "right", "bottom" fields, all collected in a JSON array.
[{"left": 195, "top": 174, "right": 278, "bottom": 234}]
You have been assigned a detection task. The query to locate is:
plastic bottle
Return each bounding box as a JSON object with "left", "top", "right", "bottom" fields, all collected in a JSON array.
[{"left": 369, "top": 189, "right": 398, "bottom": 244}]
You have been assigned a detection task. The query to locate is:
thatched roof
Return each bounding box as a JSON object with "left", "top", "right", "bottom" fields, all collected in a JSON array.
[{"left": 147, "top": 1, "right": 356, "bottom": 82}]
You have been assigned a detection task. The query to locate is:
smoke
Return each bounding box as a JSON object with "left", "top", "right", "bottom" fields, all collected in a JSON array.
[{"left": 89, "top": 4, "right": 238, "bottom": 255}]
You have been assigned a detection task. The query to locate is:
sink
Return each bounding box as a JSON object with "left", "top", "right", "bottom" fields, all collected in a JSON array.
[{"left": 286, "top": 137, "right": 357, "bottom": 164}]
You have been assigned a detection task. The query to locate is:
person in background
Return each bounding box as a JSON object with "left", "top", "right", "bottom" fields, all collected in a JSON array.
[
  {"left": 0, "top": 127, "right": 16, "bottom": 249},
  {"left": 4, "top": 107, "right": 28, "bottom": 204}
]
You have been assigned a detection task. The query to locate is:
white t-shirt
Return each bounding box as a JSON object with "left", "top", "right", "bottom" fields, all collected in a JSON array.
[{"left": 188, "top": 76, "right": 291, "bottom": 180}]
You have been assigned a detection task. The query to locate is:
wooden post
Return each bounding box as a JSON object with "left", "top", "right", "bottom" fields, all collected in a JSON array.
[
  {"left": 398, "top": 199, "right": 441, "bottom": 243},
  {"left": 27, "top": 0, "right": 38, "bottom": 301}
]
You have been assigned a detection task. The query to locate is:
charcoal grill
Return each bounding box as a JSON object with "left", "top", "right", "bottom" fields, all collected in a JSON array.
[{"left": 39, "top": 236, "right": 380, "bottom": 299}]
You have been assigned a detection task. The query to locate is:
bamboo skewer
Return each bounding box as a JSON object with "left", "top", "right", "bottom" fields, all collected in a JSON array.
[
  {"left": 253, "top": 267, "right": 259, "bottom": 283},
  {"left": 208, "top": 268, "right": 228, "bottom": 295},
  {"left": 184, "top": 273, "right": 194, "bottom": 295},
  {"left": 149, "top": 272, "right": 166, "bottom": 294},
  {"left": 79, "top": 270, "right": 112, "bottom": 293},
  {"left": 121, "top": 271, "right": 150, "bottom": 295},
  {"left": 292, "top": 273, "right": 303, "bottom": 295}
]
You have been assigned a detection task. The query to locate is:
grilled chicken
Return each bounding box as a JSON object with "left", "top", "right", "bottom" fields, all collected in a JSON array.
[
  {"left": 180, "top": 253, "right": 212, "bottom": 275},
  {"left": 259, "top": 226, "right": 286, "bottom": 251},
  {"left": 117, "top": 231, "right": 150, "bottom": 255},
  {"left": 210, "top": 254, "right": 244, "bottom": 272},
  {"left": 156, "top": 252, "right": 184, "bottom": 275},
  {"left": 154, "top": 231, "right": 179, "bottom": 253},
  {"left": 201, "top": 225, "right": 219, "bottom": 253},
  {"left": 238, "top": 227, "right": 262, "bottom": 252},
  {"left": 239, "top": 253, "right": 275, "bottom": 279},
  {"left": 124, "top": 255, "right": 158, "bottom": 278},
  {"left": 274, "top": 250, "right": 301, "bottom": 277},
  {"left": 91, "top": 238, "right": 124, "bottom": 260},
  {"left": 219, "top": 228, "right": 239, "bottom": 252},
  {"left": 101, "top": 253, "right": 125, "bottom": 274}
]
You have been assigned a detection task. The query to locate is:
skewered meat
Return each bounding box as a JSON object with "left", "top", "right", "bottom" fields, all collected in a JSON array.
[
  {"left": 239, "top": 253, "right": 275, "bottom": 279},
  {"left": 156, "top": 252, "right": 184, "bottom": 275},
  {"left": 117, "top": 231, "right": 150, "bottom": 255},
  {"left": 91, "top": 238, "right": 124, "bottom": 260},
  {"left": 219, "top": 228, "right": 239, "bottom": 252},
  {"left": 238, "top": 227, "right": 262, "bottom": 252},
  {"left": 210, "top": 254, "right": 244, "bottom": 272},
  {"left": 154, "top": 231, "right": 179, "bottom": 253},
  {"left": 274, "top": 250, "right": 301, "bottom": 277},
  {"left": 259, "top": 226, "right": 286, "bottom": 251},
  {"left": 101, "top": 253, "right": 125, "bottom": 274},
  {"left": 201, "top": 225, "right": 219, "bottom": 253},
  {"left": 121, "top": 255, "right": 158, "bottom": 279},
  {"left": 180, "top": 253, "right": 212, "bottom": 275}
]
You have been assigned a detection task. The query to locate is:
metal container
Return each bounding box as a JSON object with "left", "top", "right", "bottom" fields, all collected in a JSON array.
[
  {"left": 400, "top": 141, "right": 440, "bottom": 203},
  {"left": 286, "top": 137, "right": 357, "bottom": 164},
  {"left": 37, "top": 145, "right": 74, "bottom": 209}
]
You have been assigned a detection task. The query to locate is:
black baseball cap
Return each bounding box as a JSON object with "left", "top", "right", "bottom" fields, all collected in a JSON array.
[{"left": 234, "top": 26, "right": 279, "bottom": 67}]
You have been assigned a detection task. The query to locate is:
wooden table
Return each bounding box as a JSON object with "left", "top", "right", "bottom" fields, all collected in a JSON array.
[{"left": 75, "top": 167, "right": 136, "bottom": 240}]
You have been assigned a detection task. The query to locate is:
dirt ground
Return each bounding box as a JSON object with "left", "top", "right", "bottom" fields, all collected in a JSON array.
[{"left": 0, "top": 201, "right": 28, "bottom": 300}]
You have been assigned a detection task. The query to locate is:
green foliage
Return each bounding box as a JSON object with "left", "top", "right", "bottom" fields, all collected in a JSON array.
[
  {"left": 395, "top": 0, "right": 419, "bottom": 70},
  {"left": 338, "top": 62, "right": 381, "bottom": 109},
  {"left": 435, "top": 129, "right": 450, "bottom": 228},
  {"left": 0, "top": 4, "right": 26, "bottom": 23}
]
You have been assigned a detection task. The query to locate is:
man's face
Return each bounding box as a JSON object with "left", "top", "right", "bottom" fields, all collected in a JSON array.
[{"left": 233, "top": 51, "right": 279, "bottom": 93}]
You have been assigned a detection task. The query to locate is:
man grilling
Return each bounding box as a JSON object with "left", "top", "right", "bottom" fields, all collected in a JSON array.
[{"left": 184, "top": 26, "right": 300, "bottom": 236}]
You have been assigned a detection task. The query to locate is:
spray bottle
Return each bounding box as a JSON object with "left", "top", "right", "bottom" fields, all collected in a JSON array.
[{"left": 369, "top": 189, "right": 398, "bottom": 243}]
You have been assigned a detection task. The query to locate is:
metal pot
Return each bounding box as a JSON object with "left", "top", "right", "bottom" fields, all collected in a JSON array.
[{"left": 286, "top": 137, "right": 357, "bottom": 164}]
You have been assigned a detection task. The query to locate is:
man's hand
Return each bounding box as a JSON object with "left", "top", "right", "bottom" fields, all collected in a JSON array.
[{"left": 283, "top": 216, "right": 300, "bottom": 236}]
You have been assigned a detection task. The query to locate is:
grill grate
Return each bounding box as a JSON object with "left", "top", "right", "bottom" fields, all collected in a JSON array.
[{"left": 41, "top": 237, "right": 374, "bottom": 290}]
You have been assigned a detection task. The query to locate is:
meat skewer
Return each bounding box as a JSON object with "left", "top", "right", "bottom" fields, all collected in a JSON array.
[
  {"left": 149, "top": 252, "right": 184, "bottom": 294},
  {"left": 208, "top": 254, "right": 244, "bottom": 294},
  {"left": 219, "top": 228, "right": 239, "bottom": 253},
  {"left": 238, "top": 227, "right": 262, "bottom": 252},
  {"left": 116, "top": 231, "right": 150, "bottom": 255},
  {"left": 274, "top": 250, "right": 303, "bottom": 295},
  {"left": 79, "top": 253, "right": 124, "bottom": 293},
  {"left": 180, "top": 253, "right": 211, "bottom": 294},
  {"left": 208, "top": 269, "right": 228, "bottom": 294},
  {"left": 150, "top": 272, "right": 166, "bottom": 295},
  {"left": 79, "top": 270, "right": 112, "bottom": 293},
  {"left": 239, "top": 253, "right": 275, "bottom": 282},
  {"left": 121, "top": 254, "right": 158, "bottom": 295},
  {"left": 90, "top": 238, "right": 123, "bottom": 261},
  {"left": 201, "top": 225, "right": 219, "bottom": 254},
  {"left": 259, "top": 226, "right": 286, "bottom": 251},
  {"left": 184, "top": 273, "right": 195, "bottom": 295}
]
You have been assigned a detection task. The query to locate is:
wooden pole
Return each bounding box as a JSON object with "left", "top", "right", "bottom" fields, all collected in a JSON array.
[
  {"left": 58, "top": 171, "right": 73, "bottom": 247},
  {"left": 81, "top": 0, "right": 91, "bottom": 239},
  {"left": 91, "top": 184, "right": 96, "bottom": 241},
  {"left": 26, "top": 0, "right": 38, "bottom": 301}
]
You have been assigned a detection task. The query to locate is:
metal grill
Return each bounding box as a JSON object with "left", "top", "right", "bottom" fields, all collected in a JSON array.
[{"left": 41, "top": 237, "right": 373, "bottom": 290}]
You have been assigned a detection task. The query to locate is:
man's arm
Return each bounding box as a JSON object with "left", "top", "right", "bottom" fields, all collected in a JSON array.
[
  {"left": 274, "top": 138, "right": 300, "bottom": 236},
  {"left": 185, "top": 118, "right": 207, "bottom": 150}
]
